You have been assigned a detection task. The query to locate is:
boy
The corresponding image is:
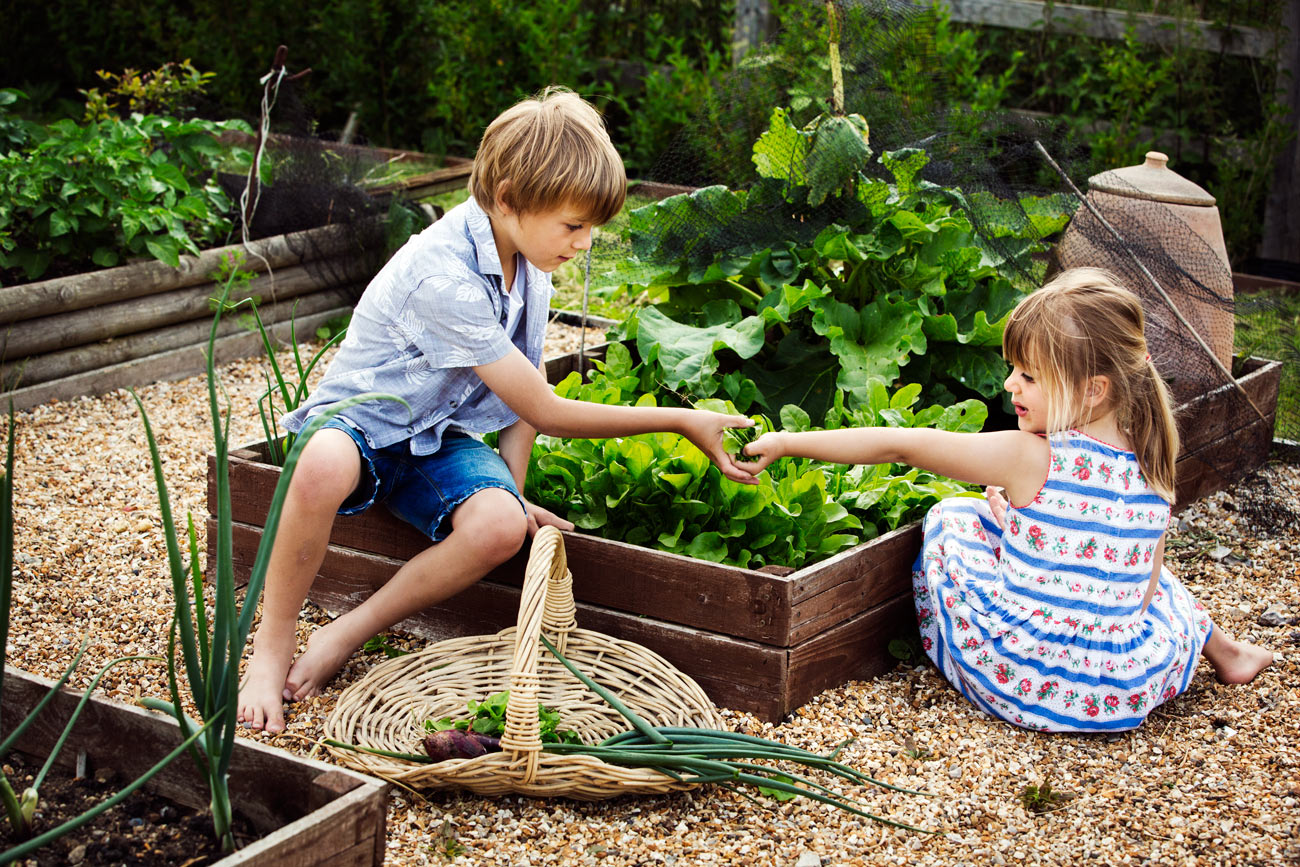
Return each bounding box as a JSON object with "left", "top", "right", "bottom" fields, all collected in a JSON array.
[{"left": 237, "top": 87, "right": 756, "bottom": 733}]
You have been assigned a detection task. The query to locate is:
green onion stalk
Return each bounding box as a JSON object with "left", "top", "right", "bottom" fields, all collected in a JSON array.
[
  {"left": 1, "top": 404, "right": 214, "bottom": 859},
  {"left": 134, "top": 267, "right": 404, "bottom": 851},
  {"left": 328, "top": 634, "right": 932, "bottom": 833}
]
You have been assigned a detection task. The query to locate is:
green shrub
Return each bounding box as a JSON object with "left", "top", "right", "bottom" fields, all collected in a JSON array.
[{"left": 0, "top": 113, "right": 250, "bottom": 283}]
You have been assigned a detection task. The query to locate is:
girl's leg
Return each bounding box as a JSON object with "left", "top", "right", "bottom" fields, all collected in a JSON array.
[
  {"left": 282, "top": 487, "right": 528, "bottom": 702},
  {"left": 237, "top": 428, "right": 362, "bottom": 733},
  {"left": 1202, "top": 625, "right": 1275, "bottom": 684}
]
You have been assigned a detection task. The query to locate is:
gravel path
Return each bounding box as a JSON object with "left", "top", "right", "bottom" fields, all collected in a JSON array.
[{"left": 6, "top": 321, "right": 1298, "bottom": 867}]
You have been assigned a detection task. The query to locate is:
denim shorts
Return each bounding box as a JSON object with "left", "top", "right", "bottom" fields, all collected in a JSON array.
[{"left": 322, "top": 418, "right": 525, "bottom": 542}]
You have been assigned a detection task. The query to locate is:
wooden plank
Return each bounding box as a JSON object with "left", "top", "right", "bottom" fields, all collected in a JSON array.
[
  {"left": 219, "top": 519, "right": 792, "bottom": 719},
  {"left": 1261, "top": 0, "right": 1299, "bottom": 263},
  {"left": 6, "top": 304, "right": 355, "bottom": 412},
  {"left": 786, "top": 522, "right": 922, "bottom": 645},
  {"left": 226, "top": 785, "right": 387, "bottom": 867},
  {"left": 1, "top": 256, "right": 369, "bottom": 359},
  {"left": 942, "top": 0, "right": 1276, "bottom": 58},
  {"left": 367, "top": 163, "right": 474, "bottom": 201},
  {"left": 785, "top": 593, "right": 915, "bottom": 717},
  {"left": 2, "top": 286, "right": 354, "bottom": 391},
  {"left": 0, "top": 666, "right": 387, "bottom": 842},
  {"left": 1174, "top": 413, "right": 1277, "bottom": 508},
  {"left": 1233, "top": 272, "right": 1300, "bottom": 295},
  {"left": 1173, "top": 358, "right": 1281, "bottom": 456},
  {"left": 0, "top": 223, "right": 364, "bottom": 325}
]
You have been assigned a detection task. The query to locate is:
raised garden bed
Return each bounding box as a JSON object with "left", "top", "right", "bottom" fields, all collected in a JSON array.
[
  {"left": 0, "top": 144, "right": 473, "bottom": 413},
  {"left": 1, "top": 666, "right": 389, "bottom": 865},
  {"left": 0, "top": 223, "right": 376, "bottom": 413},
  {"left": 207, "top": 351, "right": 1282, "bottom": 721}
]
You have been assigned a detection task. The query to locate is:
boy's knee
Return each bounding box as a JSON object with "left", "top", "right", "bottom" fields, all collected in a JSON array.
[
  {"left": 455, "top": 491, "right": 528, "bottom": 563},
  {"left": 288, "top": 430, "right": 362, "bottom": 508}
]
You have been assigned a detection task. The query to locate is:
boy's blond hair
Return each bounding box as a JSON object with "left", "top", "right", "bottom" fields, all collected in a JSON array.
[
  {"left": 470, "top": 86, "right": 626, "bottom": 225},
  {"left": 1003, "top": 267, "right": 1180, "bottom": 503}
]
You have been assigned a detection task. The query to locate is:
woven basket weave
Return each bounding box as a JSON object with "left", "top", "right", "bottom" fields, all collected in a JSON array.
[{"left": 324, "top": 526, "right": 725, "bottom": 798}]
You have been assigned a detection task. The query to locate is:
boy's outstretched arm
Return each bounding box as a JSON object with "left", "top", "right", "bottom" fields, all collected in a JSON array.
[
  {"left": 496, "top": 366, "right": 577, "bottom": 535},
  {"left": 475, "top": 350, "right": 759, "bottom": 484}
]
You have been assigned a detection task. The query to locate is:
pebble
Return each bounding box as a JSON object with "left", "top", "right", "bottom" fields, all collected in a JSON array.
[
  {"left": 1259, "top": 606, "right": 1293, "bottom": 627},
  {"left": 795, "top": 853, "right": 822, "bottom": 867}
]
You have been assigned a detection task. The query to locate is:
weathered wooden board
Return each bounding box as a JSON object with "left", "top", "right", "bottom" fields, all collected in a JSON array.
[{"left": 1, "top": 667, "right": 389, "bottom": 866}]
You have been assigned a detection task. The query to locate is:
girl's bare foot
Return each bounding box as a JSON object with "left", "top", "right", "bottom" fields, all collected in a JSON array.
[
  {"left": 1204, "top": 628, "right": 1275, "bottom": 684},
  {"left": 282, "top": 620, "right": 366, "bottom": 702},
  {"left": 237, "top": 632, "right": 297, "bottom": 733}
]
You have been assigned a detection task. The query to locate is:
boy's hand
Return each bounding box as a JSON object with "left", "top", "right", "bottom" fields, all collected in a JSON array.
[
  {"left": 740, "top": 431, "right": 785, "bottom": 475},
  {"left": 984, "top": 485, "right": 1009, "bottom": 530},
  {"left": 682, "top": 411, "right": 760, "bottom": 484},
  {"left": 525, "top": 501, "right": 575, "bottom": 536}
]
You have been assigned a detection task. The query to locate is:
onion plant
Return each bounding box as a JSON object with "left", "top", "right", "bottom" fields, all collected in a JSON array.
[
  {"left": 328, "top": 632, "right": 932, "bottom": 833},
  {"left": 134, "top": 270, "right": 401, "bottom": 852},
  {"left": 214, "top": 255, "right": 351, "bottom": 467},
  {"left": 0, "top": 404, "right": 213, "bottom": 861}
]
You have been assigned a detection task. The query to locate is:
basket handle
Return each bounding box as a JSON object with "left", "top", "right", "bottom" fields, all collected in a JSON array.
[{"left": 499, "top": 527, "right": 577, "bottom": 779}]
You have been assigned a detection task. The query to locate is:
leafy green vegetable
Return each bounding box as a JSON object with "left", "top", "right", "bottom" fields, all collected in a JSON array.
[
  {"left": 600, "top": 108, "right": 1072, "bottom": 419},
  {"left": 524, "top": 351, "right": 981, "bottom": 570},
  {"left": 425, "top": 691, "right": 582, "bottom": 746}
]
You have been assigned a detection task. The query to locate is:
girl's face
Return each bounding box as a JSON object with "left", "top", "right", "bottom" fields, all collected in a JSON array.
[{"left": 1004, "top": 364, "right": 1048, "bottom": 433}]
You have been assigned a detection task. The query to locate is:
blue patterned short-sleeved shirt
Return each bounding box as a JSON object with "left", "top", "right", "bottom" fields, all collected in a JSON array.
[{"left": 282, "top": 197, "right": 554, "bottom": 455}]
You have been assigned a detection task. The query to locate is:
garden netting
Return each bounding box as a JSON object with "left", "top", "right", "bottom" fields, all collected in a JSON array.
[
  {"left": 573, "top": 0, "right": 1296, "bottom": 501},
  {"left": 222, "top": 47, "right": 429, "bottom": 308}
]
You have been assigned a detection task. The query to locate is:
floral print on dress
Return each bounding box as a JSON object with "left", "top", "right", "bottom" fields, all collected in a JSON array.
[{"left": 911, "top": 431, "right": 1211, "bottom": 733}]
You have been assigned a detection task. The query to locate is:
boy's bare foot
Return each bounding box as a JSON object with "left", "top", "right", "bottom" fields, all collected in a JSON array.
[
  {"left": 282, "top": 619, "right": 364, "bottom": 702},
  {"left": 237, "top": 633, "right": 297, "bottom": 733},
  {"left": 1204, "top": 629, "right": 1275, "bottom": 684}
]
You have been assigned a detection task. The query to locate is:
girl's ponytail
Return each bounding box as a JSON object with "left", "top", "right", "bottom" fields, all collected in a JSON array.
[{"left": 1123, "top": 353, "right": 1180, "bottom": 504}]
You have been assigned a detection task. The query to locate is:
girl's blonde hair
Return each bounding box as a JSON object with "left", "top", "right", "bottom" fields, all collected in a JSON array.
[
  {"left": 1003, "top": 267, "right": 1180, "bottom": 502},
  {"left": 470, "top": 86, "right": 626, "bottom": 225}
]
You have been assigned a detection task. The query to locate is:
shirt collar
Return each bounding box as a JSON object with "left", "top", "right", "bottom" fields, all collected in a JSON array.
[{"left": 464, "top": 196, "right": 505, "bottom": 281}]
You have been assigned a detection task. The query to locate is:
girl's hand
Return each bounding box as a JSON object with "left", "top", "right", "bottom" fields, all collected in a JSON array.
[
  {"left": 524, "top": 501, "right": 575, "bottom": 535},
  {"left": 740, "top": 431, "right": 785, "bottom": 474},
  {"left": 681, "top": 411, "right": 760, "bottom": 484}
]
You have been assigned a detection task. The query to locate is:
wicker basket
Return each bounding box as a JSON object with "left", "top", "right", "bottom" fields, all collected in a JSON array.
[{"left": 324, "top": 526, "right": 725, "bottom": 798}]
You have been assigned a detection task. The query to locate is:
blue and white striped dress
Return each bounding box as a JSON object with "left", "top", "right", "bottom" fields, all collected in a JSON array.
[{"left": 911, "top": 431, "right": 1212, "bottom": 732}]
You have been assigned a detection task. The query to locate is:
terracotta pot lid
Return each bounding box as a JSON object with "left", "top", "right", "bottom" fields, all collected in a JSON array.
[{"left": 1087, "top": 151, "right": 1216, "bottom": 206}]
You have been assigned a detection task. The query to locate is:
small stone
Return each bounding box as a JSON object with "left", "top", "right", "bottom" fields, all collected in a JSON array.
[
  {"left": 948, "top": 765, "right": 963, "bottom": 779},
  {"left": 1208, "top": 545, "right": 1232, "bottom": 561},
  {"left": 795, "top": 853, "right": 822, "bottom": 867},
  {"left": 1258, "top": 607, "right": 1292, "bottom": 628},
  {"left": 67, "top": 844, "right": 87, "bottom": 865}
]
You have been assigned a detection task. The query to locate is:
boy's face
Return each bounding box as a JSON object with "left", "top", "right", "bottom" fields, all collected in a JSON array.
[{"left": 498, "top": 202, "right": 594, "bottom": 273}]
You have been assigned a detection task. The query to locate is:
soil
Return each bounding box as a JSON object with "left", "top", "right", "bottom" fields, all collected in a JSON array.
[{"left": 0, "top": 753, "right": 259, "bottom": 866}]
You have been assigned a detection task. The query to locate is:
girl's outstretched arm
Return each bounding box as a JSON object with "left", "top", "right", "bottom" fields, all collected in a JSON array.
[{"left": 742, "top": 426, "right": 1050, "bottom": 506}]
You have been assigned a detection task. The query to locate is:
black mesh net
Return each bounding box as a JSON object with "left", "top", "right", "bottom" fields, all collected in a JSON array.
[
  {"left": 224, "top": 47, "right": 432, "bottom": 309},
  {"left": 574, "top": 0, "right": 1293, "bottom": 506}
]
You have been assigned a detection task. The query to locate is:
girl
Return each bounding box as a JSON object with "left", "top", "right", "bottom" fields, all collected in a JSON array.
[{"left": 742, "top": 268, "right": 1273, "bottom": 732}]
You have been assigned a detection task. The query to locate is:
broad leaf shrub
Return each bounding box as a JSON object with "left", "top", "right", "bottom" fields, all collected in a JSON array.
[
  {"left": 605, "top": 108, "right": 1073, "bottom": 421},
  {"left": 528, "top": 107, "right": 1067, "bottom": 570},
  {"left": 0, "top": 112, "right": 250, "bottom": 284}
]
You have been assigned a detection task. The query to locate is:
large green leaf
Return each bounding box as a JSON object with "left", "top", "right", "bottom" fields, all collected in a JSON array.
[
  {"left": 812, "top": 295, "right": 927, "bottom": 402},
  {"left": 634, "top": 307, "right": 765, "bottom": 395}
]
